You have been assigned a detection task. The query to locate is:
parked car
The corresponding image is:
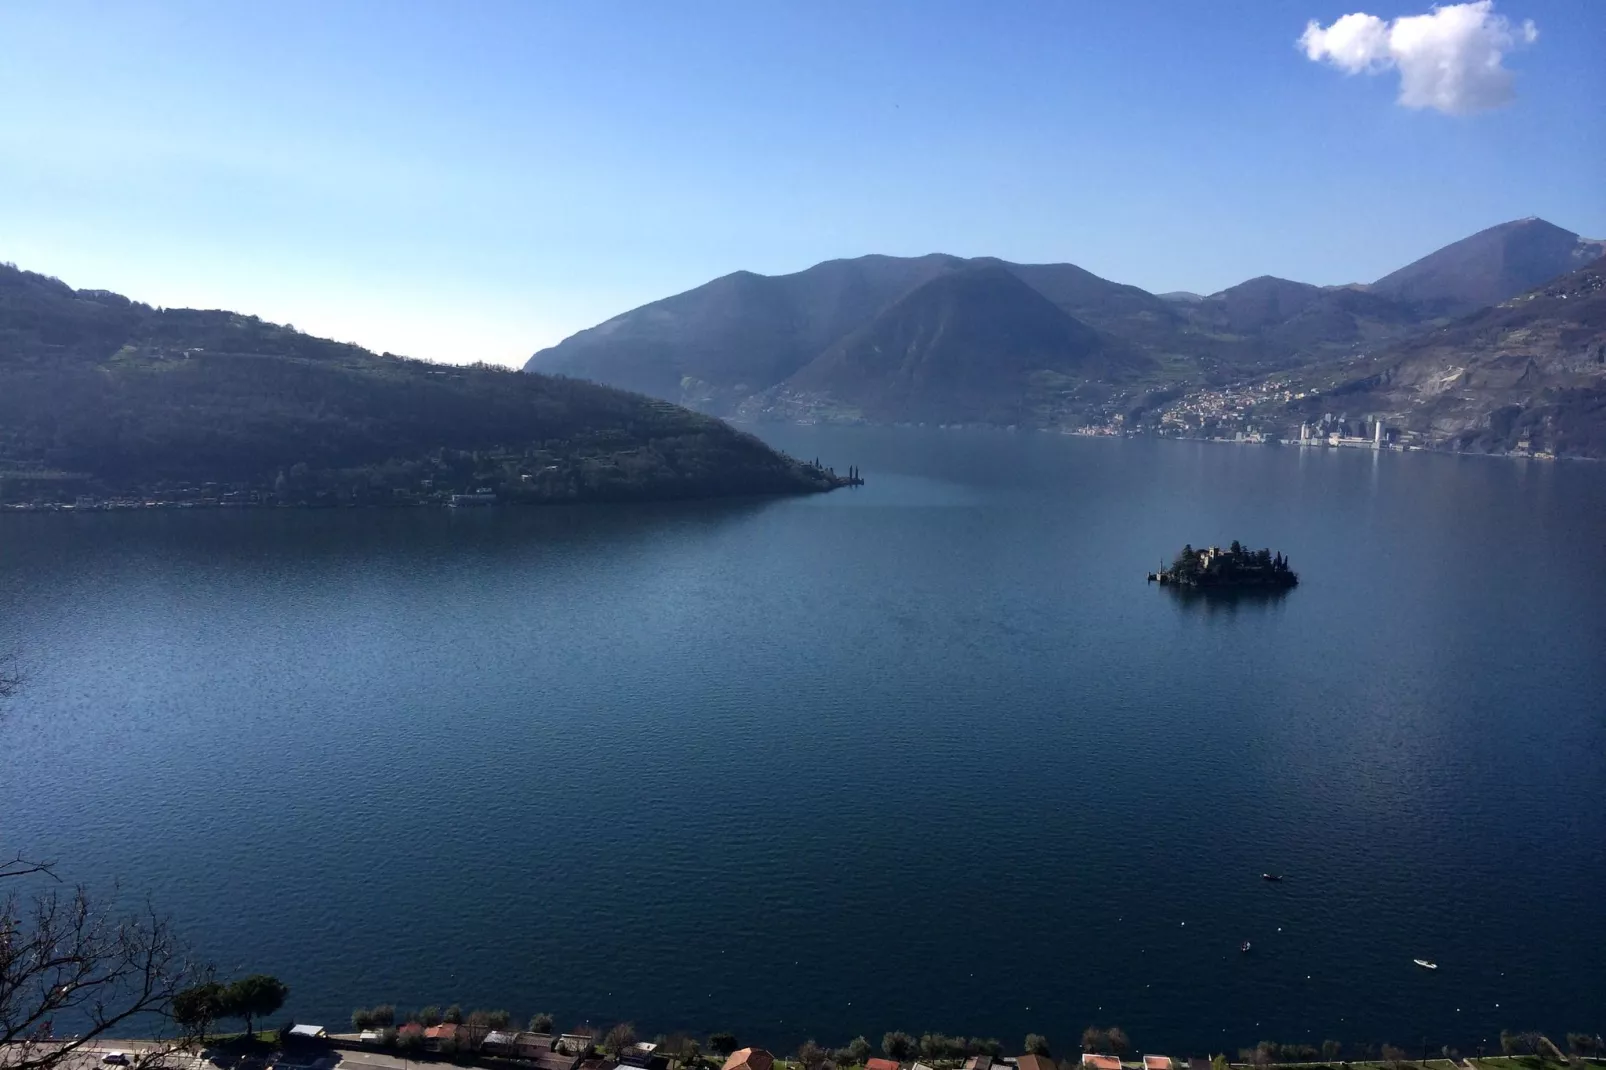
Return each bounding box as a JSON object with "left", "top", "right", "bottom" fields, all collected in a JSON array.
[{"left": 102, "top": 1054, "right": 130, "bottom": 1065}]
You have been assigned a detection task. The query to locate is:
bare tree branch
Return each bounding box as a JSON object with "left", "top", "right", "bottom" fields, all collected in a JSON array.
[{"left": 1, "top": 875, "right": 193, "bottom": 1070}]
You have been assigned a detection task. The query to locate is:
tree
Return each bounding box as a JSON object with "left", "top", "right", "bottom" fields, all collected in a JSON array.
[
  {"left": 1, "top": 858, "right": 192, "bottom": 1070},
  {"left": 371, "top": 1004, "right": 396, "bottom": 1028},
  {"left": 1107, "top": 1029, "right": 1131, "bottom": 1059},
  {"left": 530, "top": 1013, "right": 555, "bottom": 1034},
  {"left": 797, "top": 1040, "right": 831, "bottom": 1070},
  {"left": 1567, "top": 1035, "right": 1600, "bottom": 1057},
  {"left": 173, "top": 981, "right": 227, "bottom": 1043},
  {"left": 1380, "top": 1045, "right": 1407, "bottom": 1070},
  {"left": 221, "top": 974, "right": 289, "bottom": 1038},
  {"left": 444, "top": 1004, "right": 464, "bottom": 1025},
  {"left": 1082, "top": 1028, "right": 1107, "bottom": 1054},
  {"left": 606, "top": 1023, "right": 639, "bottom": 1056},
  {"left": 1026, "top": 1035, "right": 1051, "bottom": 1057},
  {"left": 1210, "top": 1056, "right": 1229, "bottom": 1070},
  {"left": 419, "top": 1006, "right": 443, "bottom": 1027},
  {"left": 353, "top": 1008, "right": 376, "bottom": 1032},
  {"left": 1321, "top": 1040, "right": 1342, "bottom": 1062},
  {"left": 848, "top": 1037, "right": 873, "bottom": 1064},
  {"left": 710, "top": 1033, "right": 739, "bottom": 1057},
  {"left": 883, "top": 1032, "right": 916, "bottom": 1061}
]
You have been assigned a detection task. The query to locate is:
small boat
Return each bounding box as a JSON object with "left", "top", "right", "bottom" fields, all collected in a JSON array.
[
  {"left": 1241, "top": 941, "right": 1252, "bottom": 952},
  {"left": 1414, "top": 959, "right": 1438, "bottom": 970},
  {"left": 1261, "top": 873, "right": 1284, "bottom": 882}
]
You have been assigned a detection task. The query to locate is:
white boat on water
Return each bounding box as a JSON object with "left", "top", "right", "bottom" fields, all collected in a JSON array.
[{"left": 1414, "top": 958, "right": 1438, "bottom": 969}]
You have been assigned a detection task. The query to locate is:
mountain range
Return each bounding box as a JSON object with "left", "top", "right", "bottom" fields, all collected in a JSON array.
[
  {"left": 0, "top": 263, "right": 839, "bottom": 506},
  {"left": 1284, "top": 254, "right": 1606, "bottom": 457},
  {"left": 527, "top": 217, "right": 1606, "bottom": 453}
]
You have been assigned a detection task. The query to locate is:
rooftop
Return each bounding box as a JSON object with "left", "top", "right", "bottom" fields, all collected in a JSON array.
[{"left": 723, "top": 1049, "right": 777, "bottom": 1070}]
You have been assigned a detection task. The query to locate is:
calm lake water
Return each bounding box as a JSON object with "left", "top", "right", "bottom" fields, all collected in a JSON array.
[{"left": 3, "top": 428, "right": 1604, "bottom": 1054}]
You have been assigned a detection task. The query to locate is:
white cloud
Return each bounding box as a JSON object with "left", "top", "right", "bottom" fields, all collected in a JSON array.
[{"left": 1300, "top": 1, "right": 1538, "bottom": 114}]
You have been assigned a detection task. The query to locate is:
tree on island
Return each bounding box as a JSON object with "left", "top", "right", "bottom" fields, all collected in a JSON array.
[
  {"left": 710, "top": 1033, "right": 739, "bottom": 1057},
  {"left": 444, "top": 1004, "right": 464, "bottom": 1025},
  {"left": 846, "top": 1036, "right": 873, "bottom": 1065},
  {"left": 530, "top": 1012, "right": 556, "bottom": 1034},
  {"left": 1025, "top": 1034, "right": 1051, "bottom": 1057}
]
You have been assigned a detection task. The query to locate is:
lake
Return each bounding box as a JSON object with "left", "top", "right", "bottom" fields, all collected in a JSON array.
[{"left": 2, "top": 427, "right": 1603, "bottom": 1056}]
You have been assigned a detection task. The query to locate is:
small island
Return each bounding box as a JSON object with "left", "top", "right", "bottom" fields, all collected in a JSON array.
[{"left": 1149, "top": 541, "right": 1299, "bottom": 589}]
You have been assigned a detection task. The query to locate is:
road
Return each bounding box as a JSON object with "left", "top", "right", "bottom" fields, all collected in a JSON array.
[{"left": 1, "top": 1041, "right": 360, "bottom": 1070}]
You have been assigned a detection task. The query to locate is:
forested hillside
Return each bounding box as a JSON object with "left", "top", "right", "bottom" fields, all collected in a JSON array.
[{"left": 0, "top": 263, "right": 841, "bottom": 506}]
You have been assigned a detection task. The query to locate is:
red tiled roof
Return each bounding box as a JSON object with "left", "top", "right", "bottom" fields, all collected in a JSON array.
[
  {"left": 1144, "top": 1057, "right": 1173, "bottom": 1070},
  {"left": 1082, "top": 1056, "right": 1121, "bottom": 1070},
  {"left": 1017, "top": 1055, "right": 1058, "bottom": 1070},
  {"left": 723, "top": 1049, "right": 776, "bottom": 1070},
  {"left": 425, "top": 1024, "right": 461, "bottom": 1040},
  {"left": 866, "top": 1060, "right": 901, "bottom": 1070}
]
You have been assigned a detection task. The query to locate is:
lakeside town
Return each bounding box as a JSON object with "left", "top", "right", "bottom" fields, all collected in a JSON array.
[
  {"left": 1065, "top": 378, "right": 1561, "bottom": 460},
  {"left": 17, "top": 1022, "right": 1602, "bottom": 1070}
]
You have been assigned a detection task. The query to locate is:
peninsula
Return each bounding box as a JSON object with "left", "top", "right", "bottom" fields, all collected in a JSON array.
[
  {"left": 0, "top": 263, "right": 848, "bottom": 510},
  {"left": 1148, "top": 542, "right": 1298, "bottom": 589}
]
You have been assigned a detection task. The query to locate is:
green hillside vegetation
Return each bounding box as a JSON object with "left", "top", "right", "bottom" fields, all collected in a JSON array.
[{"left": 0, "top": 263, "right": 842, "bottom": 506}]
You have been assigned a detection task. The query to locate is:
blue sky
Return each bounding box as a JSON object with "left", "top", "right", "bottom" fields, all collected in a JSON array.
[{"left": 2, "top": 0, "right": 1602, "bottom": 366}]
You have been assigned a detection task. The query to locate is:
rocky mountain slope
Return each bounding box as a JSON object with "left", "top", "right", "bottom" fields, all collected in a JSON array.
[
  {"left": 0, "top": 263, "right": 841, "bottom": 505},
  {"left": 1284, "top": 256, "right": 1606, "bottom": 456}
]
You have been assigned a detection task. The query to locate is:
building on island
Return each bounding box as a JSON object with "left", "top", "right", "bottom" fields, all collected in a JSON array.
[
  {"left": 1017, "top": 1055, "right": 1057, "bottom": 1070},
  {"left": 1081, "top": 1057, "right": 1121, "bottom": 1070}
]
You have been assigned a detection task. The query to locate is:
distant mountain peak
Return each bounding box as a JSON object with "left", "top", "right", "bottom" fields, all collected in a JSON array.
[{"left": 1371, "top": 217, "right": 1603, "bottom": 311}]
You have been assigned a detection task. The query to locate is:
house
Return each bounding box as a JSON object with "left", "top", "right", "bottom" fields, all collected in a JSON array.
[
  {"left": 723, "top": 1049, "right": 777, "bottom": 1070},
  {"left": 1144, "top": 1058, "right": 1174, "bottom": 1070},
  {"left": 558, "top": 1033, "right": 599, "bottom": 1056},
  {"left": 620, "top": 1054, "right": 668, "bottom": 1070},
  {"left": 964, "top": 1058, "right": 995, "bottom": 1070},
  {"left": 866, "top": 1060, "right": 901, "bottom": 1070},
  {"left": 516, "top": 1034, "right": 560, "bottom": 1059},
  {"left": 287, "top": 1026, "right": 328, "bottom": 1040},
  {"left": 425, "top": 1024, "right": 463, "bottom": 1049},
  {"left": 1017, "top": 1055, "right": 1057, "bottom": 1070},
  {"left": 1081, "top": 1057, "right": 1121, "bottom": 1070},
  {"left": 358, "top": 1032, "right": 384, "bottom": 1045},
  {"left": 485, "top": 1032, "right": 519, "bottom": 1052},
  {"left": 528, "top": 1053, "right": 582, "bottom": 1070}
]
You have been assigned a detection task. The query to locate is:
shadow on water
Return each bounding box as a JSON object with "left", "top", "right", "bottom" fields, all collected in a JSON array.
[{"left": 1161, "top": 585, "right": 1293, "bottom": 616}]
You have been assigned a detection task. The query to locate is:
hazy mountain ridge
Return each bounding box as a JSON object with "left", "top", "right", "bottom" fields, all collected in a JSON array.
[
  {"left": 0, "top": 262, "right": 840, "bottom": 504},
  {"left": 528, "top": 218, "right": 1598, "bottom": 429},
  {"left": 767, "top": 265, "right": 1153, "bottom": 425}
]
